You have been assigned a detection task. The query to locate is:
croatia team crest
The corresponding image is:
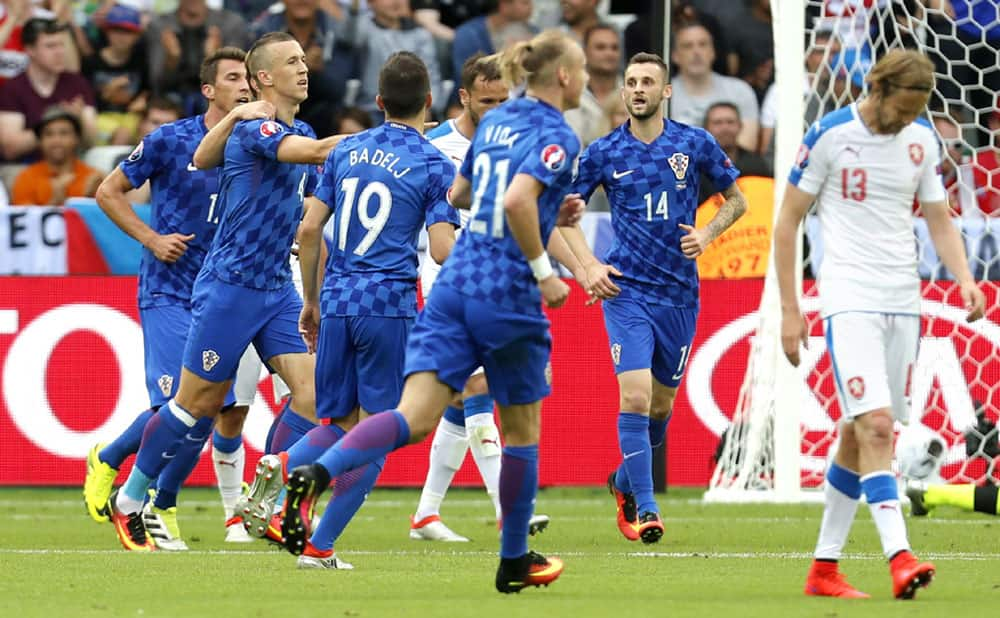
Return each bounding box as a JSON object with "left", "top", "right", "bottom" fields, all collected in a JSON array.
[
  {"left": 157, "top": 374, "right": 174, "bottom": 397},
  {"left": 202, "top": 349, "right": 220, "bottom": 372},
  {"left": 847, "top": 376, "right": 866, "bottom": 399},
  {"left": 540, "top": 144, "right": 567, "bottom": 172},
  {"left": 908, "top": 143, "right": 924, "bottom": 165},
  {"left": 544, "top": 361, "right": 553, "bottom": 386},
  {"left": 260, "top": 120, "right": 283, "bottom": 138},
  {"left": 668, "top": 152, "right": 689, "bottom": 180},
  {"left": 611, "top": 343, "right": 622, "bottom": 366}
]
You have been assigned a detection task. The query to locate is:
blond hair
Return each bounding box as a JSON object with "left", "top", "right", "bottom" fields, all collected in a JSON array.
[
  {"left": 865, "top": 48, "right": 935, "bottom": 96},
  {"left": 498, "top": 29, "right": 577, "bottom": 88}
]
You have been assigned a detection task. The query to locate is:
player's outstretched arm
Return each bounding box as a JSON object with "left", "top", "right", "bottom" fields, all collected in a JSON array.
[
  {"left": 193, "top": 101, "right": 276, "bottom": 169},
  {"left": 297, "top": 196, "right": 333, "bottom": 353},
  {"left": 96, "top": 168, "right": 192, "bottom": 263},
  {"left": 678, "top": 182, "right": 748, "bottom": 259},
  {"left": 922, "top": 199, "right": 986, "bottom": 322},
  {"left": 504, "top": 173, "right": 570, "bottom": 308},
  {"left": 550, "top": 222, "right": 621, "bottom": 301},
  {"left": 774, "top": 183, "right": 814, "bottom": 367},
  {"left": 276, "top": 134, "right": 347, "bottom": 165},
  {"left": 427, "top": 222, "right": 456, "bottom": 265}
]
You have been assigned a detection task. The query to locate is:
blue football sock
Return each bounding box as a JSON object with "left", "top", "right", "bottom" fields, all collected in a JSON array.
[
  {"left": 268, "top": 400, "right": 317, "bottom": 454},
  {"left": 315, "top": 410, "right": 410, "bottom": 479},
  {"left": 615, "top": 415, "right": 671, "bottom": 495},
  {"left": 309, "top": 457, "right": 385, "bottom": 552},
  {"left": 212, "top": 430, "right": 242, "bottom": 455},
  {"left": 618, "top": 411, "right": 656, "bottom": 514},
  {"left": 287, "top": 424, "right": 346, "bottom": 470},
  {"left": 462, "top": 394, "right": 493, "bottom": 420},
  {"left": 442, "top": 405, "right": 465, "bottom": 427},
  {"left": 499, "top": 444, "right": 538, "bottom": 559},
  {"left": 124, "top": 401, "right": 197, "bottom": 503},
  {"left": 264, "top": 409, "right": 282, "bottom": 454},
  {"left": 154, "top": 417, "right": 213, "bottom": 510},
  {"left": 99, "top": 408, "right": 155, "bottom": 469}
]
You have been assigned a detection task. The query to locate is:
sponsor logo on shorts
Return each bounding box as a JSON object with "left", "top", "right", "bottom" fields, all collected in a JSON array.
[
  {"left": 203, "top": 349, "right": 220, "bottom": 372},
  {"left": 611, "top": 343, "right": 622, "bottom": 366},
  {"left": 847, "top": 376, "right": 865, "bottom": 399},
  {"left": 157, "top": 374, "right": 173, "bottom": 397}
]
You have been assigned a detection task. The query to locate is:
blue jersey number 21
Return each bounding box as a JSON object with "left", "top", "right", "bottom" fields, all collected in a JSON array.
[{"left": 468, "top": 152, "right": 510, "bottom": 238}]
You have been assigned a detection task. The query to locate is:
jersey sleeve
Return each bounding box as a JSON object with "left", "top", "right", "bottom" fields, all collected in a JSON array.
[
  {"left": 516, "top": 129, "right": 582, "bottom": 188},
  {"left": 305, "top": 164, "right": 320, "bottom": 197},
  {"left": 788, "top": 120, "right": 830, "bottom": 196},
  {"left": 313, "top": 150, "right": 338, "bottom": 208},
  {"left": 118, "top": 130, "right": 167, "bottom": 189},
  {"left": 698, "top": 129, "right": 740, "bottom": 192},
  {"left": 236, "top": 119, "right": 289, "bottom": 161},
  {"left": 425, "top": 159, "right": 460, "bottom": 229},
  {"left": 572, "top": 141, "right": 604, "bottom": 201},
  {"left": 917, "top": 136, "right": 948, "bottom": 204},
  {"left": 458, "top": 142, "right": 474, "bottom": 180}
]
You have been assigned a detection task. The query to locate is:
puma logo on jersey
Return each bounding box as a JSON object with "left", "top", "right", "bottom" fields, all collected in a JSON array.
[
  {"left": 612, "top": 169, "right": 634, "bottom": 179},
  {"left": 843, "top": 146, "right": 862, "bottom": 157},
  {"left": 203, "top": 349, "right": 220, "bottom": 372}
]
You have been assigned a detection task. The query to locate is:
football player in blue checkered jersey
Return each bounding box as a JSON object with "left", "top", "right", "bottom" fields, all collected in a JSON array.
[
  {"left": 276, "top": 30, "right": 597, "bottom": 591},
  {"left": 85, "top": 47, "right": 281, "bottom": 551},
  {"left": 571, "top": 53, "right": 747, "bottom": 544},
  {"left": 237, "top": 52, "right": 459, "bottom": 569},
  {"left": 107, "top": 32, "right": 342, "bottom": 551}
]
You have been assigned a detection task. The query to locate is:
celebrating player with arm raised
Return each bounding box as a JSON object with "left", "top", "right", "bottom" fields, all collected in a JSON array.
[
  {"left": 776, "top": 49, "right": 985, "bottom": 599},
  {"left": 572, "top": 52, "right": 746, "bottom": 544}
]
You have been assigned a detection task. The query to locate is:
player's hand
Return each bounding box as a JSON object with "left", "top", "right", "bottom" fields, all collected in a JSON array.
[
  {"left": 298, "top": 302, "right": 320, "bottom": 353},
  {"left": 234, "top": 100, "right": 276, "bottom": 121},
  {"left": 557, "top": 193, "right": 585, "bottom": 227},
  {"left": 147, "top": 232, "right": 194, "bottom": 263},
  {"left": 780, "top": 309, "right": 808, "bottom": 367},
  {"left": 678, "top": 223, "right": 710, "bottom": 259},
  {"left": 960, "top": 279, "right": 986, "bottom": 322},
  {"left": 539, "top": 275, "right": 570, "bottom": 309},
  {"left": 584, "top": 262, "right": 622, "bottom": 304}
]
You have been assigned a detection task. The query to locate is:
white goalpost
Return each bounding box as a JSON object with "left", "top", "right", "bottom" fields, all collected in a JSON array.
[{"left": 705, "top": 0, "right": 1000, "bottom": 503}]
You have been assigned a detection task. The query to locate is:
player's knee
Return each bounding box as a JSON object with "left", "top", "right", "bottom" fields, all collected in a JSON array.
[
  {"left": 620, "top": 389, "right": 652, "bottom": 413},
  {"left": 401, "top": 405, "right": 440, "bottom": 443},
  {"left": 289, "top": 384, "right": 316, "bottom": 418},
  {"left": 858, "top": 410, "right": 894, "bottom": 446}
]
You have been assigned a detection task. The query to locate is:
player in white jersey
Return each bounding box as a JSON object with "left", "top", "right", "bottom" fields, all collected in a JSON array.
[
  {"left": 776, "top": 49, "right": 986, "bottom": 600},
  {"left": 412, "top": 53, "right": 549, "bottom": 541}
]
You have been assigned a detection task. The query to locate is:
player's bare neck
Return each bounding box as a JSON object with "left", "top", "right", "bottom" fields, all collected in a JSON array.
[
  {"left": 455, "top": 112, "right": 475, "bottom": 140},
  {"left": 629, "top": 115, "right": 663, "bottom": 144},
  {"left": 524, "top": 86, "right": 564, "bottom": 113},
  {"left": 264, "top": 92, "right": 298, "bottom": 126},
  {"left": 857, "top": 97, "right": 890, "bottom": 135}
]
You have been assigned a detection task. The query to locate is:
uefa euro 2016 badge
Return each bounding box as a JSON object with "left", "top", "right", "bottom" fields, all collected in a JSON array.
[{"left": 669, "top": 152, "right": 689, "bottom": 189}]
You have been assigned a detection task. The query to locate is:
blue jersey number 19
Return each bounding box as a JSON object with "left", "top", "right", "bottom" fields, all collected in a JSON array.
[
  {"left": 338, "top": 177, "right": 393, "bottom": 256},
  {"left": 468, "top": 152, "right": 510, "bottom": 238}
]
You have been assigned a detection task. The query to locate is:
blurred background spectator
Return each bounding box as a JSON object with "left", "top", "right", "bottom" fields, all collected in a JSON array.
[
  {"left": 11, "top": 106, "right": 102, "bottom": 205},
  {"left": 452, "top": 0, "right": 534, "bottom": 100},
  {"left": 725, "top": 0, "right": 772, "bottom": 102},
  {"left": 332, "top": 104, "right": 374, "bottom": 134},
  {"left": 0, "top": 17, "right": 96, "bottom": 161},
  {"left": 698, "top": 101, "right": 770, "bottom": 203},
  {"left": 564, "top": 22, "right": 620, "bottom": 148},
  {"left": 0, "top": 0, "right": 32, "bottom": 85}
]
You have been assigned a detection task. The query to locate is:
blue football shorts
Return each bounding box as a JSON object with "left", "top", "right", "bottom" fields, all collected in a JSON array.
[{"left": 602, "top": 294, "right": 697, "bottom": 388}]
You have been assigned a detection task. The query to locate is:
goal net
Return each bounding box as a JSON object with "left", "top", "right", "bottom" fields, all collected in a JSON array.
[{"left": 705, "top": 0, "right": 1000, "bottom": 502}]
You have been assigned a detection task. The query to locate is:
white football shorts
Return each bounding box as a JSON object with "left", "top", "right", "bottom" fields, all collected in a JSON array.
[{"left": 825, "top": 312, "right": 919, "bottom": 423}]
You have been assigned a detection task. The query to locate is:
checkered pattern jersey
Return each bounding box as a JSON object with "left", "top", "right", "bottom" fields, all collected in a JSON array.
[
  {"left": 203, "top": 118, "right": 319, "bottom": 290},
  {"left": 316, "top": 122, "right": 459, "bottom": 317},
  {"left": 119, "top": 115, "right": 221, "bottom": 309},
  {"left": 573, "top": 120, "right": 740, "bottom": 308},
  {"left": 435, "top": 96, "right": 582, "bottom": 314}
]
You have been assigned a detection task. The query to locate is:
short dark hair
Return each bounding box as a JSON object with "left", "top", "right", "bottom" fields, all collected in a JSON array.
[
  {"left": 200, "top": 46, "right": 247, "bottom": 86},
  {"left": 459, "top": 52, "right": 502, "bottom": 91},
  {"left": 245, "top": 32, "right": 296, "bottom": 94},
  {"left": 22, "top": 18, "right": 66, "bottom": 47},
  {"left": 332, "top": 106, "right": 374, "bottom": 133},
  {"left": 626, "top": 52, "right": 669, "bottom": 80},
  {"left": 379, "top": 52, "right": 430, "bottom": 118},
  {"left": 35, "top": 106, "right": 81, "bottom": 138},
  {"left": 583, "top": 23, "right": 618, "bottom": 48},
  {"left": 704, "top": 101, "right": 740, "bottom": 124},
  {"left": 144, "top": 96, "right": 184, "bottom": 120}
]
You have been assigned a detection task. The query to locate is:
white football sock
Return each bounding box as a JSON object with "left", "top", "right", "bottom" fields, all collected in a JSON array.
[
  {"left": 814, "top": 479, "right": 860, "bottom": 561},
  {"left": 466, "top": 413, "right": 502, "bottom": 521},
  {"left": 213, "top": 444, "right": 245, "bottom": 520},
  {"left": 862, "top": 471, "right": 911, "bottom": 559},
  {"left": 414, "top": 417, "right": 467, "bottom": 521}
]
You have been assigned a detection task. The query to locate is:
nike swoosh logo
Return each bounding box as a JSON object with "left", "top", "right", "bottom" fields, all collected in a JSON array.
[
  {"left": 623, "top": 450, "right": 642, "bottom": 460},
  {"left": 161, "top": 451, "right": 176, "bottom": 460},
  {"left": 187, "top": 162, "right": 198, "bottom": 171},
  {"left": 612, "top": 170, "right": 633, "bottom": 179}
]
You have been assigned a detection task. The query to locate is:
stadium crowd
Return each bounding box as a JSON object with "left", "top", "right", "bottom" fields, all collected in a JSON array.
[{"left": 0, "top": 0, "right": 997, "bottom": 213}]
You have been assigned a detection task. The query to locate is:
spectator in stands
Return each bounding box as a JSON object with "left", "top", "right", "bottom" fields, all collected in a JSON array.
[
  {"left": 145, "top": 0, "right": 247, "bottom": 114},
  {"left": 725, "top": 0, "right": 772, "bottom": 100},
  {"left": 0, "top": 0, "right": 31, "bottom": 85},
  {"left": 332, "top": 105, "right": 374, "bottom": 134},
  {"left": 0, "top": 17, "right": 97, "bottom": 162},
  {"left": 338, "top": 0, "right": 442, "bottom": 123},
  {"left": 669, "top": 21, "right": 759, "bottom": 151},
  {"left": 411, "top": 0, "right": 490, "bottom": 43},
  {"left": 603, "top": 88, "right": 627, "bottom": 129},
  {"left": 551, "top": 0, "right": 601, "bottom": 45},
  {"left": 251, "top": 0, "right": 354, "bottom": 136},
  {"left": 971, "top": 96, "right": 1000, "bottom": 216},
  {"left": 11, "top": 106, "right": 102, "bottom": 205},
  {"left": 135, "top": 96, "right": 183, "bottom": 141},
  {"left": 565, "top": 23, "right": 621, "bottom": 148},
  {"left": 698, "top": 101, "right": 770, "bottom": 203},
  {"left": 451, "top": 0, "right": 534, "bottom": 90},
  {"left": 83, "top": 4, "right": 149, "bottom": 146}
]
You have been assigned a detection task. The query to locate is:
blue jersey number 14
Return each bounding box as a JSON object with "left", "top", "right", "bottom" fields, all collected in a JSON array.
[{"left": 645, "top": 191, "right": 669, "bottom": 221}]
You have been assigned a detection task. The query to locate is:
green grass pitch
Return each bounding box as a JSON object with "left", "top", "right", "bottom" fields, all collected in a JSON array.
[{"left": 1, "top": 486, "right": 996, "bottom": 617}]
